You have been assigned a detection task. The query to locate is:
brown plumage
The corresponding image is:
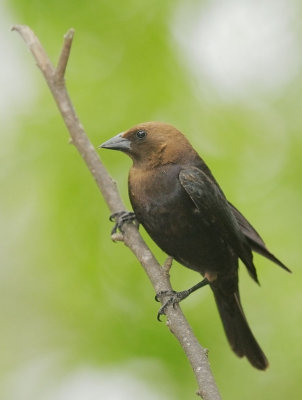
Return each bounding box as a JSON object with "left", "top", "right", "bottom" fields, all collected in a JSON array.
[{"left": 100, "top": 121, "right": 290, "bottom": 370}]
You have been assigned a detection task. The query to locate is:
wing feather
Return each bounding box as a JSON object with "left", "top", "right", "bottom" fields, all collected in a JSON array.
[
  {"left": 229, "top": 202, "right": 291, "bottom": 272},
  {"left": 179, "top": 167, "right": 259, "bottom": 282}
]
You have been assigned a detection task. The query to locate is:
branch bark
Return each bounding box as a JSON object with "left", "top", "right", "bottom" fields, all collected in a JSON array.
[{"left": 12, "top": 25, "right": 222, "bottom": 400}]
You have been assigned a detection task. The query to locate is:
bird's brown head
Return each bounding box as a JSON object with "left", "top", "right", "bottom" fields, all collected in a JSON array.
[{"left": 100, "top": 121, "right": 196, "bottom": 168}]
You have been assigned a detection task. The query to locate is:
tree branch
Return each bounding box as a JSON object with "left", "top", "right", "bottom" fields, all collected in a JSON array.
[
  {"left": 12, "top": 25, "right": 222, "bottom": 400},
  {"left": 55, "top": 28, "right": 74, "bottom": 82}
]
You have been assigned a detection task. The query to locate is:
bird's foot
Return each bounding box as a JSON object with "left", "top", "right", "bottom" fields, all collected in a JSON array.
[
  {"left": 155, "top": 278, "right": 210, "bottom": 321},
  {"left": 155, "top": 289, "right": 191, "bottom": 321},
  {"left": 109, "top": 211, "right": 137, "bottom": 236}
]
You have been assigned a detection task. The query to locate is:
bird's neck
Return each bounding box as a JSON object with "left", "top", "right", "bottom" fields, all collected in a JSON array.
[{"left": 133, "top": 144, "right": 199, "bottom": 170}]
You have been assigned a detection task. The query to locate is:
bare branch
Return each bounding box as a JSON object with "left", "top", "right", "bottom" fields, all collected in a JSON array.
[
  {"left": 55, "top": 28, "right": 75, "bottom": 82},
  {"left": 163, "top": 256, "right": 174, "bottom": 273},
  {"left": 12, "top": 25, "right": 54, "bottom": 78},
  {"left": 12, "top": 25, "right": 222, "bottom": 400}
]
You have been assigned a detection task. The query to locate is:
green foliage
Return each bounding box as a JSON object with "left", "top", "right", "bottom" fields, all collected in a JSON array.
[{"left": 1, "top": 1, "right": 302, "bottom": 398}]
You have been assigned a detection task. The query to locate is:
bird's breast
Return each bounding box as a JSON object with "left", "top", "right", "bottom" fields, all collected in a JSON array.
[
  {"left": 129, "top": 165, "right": 200, "bottom": 256},
  {"left": 130, "top": 164, "right": 190, "bottom": 214}
]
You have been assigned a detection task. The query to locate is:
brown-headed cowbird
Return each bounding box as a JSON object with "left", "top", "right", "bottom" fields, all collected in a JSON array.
[{"left": 100, "top": 121, "right": 290, "bottom": 370}]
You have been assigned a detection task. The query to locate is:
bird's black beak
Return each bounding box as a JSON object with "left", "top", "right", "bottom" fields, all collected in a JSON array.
[{"left": 98, "top": 133, "right": 131, "bottom": 151}]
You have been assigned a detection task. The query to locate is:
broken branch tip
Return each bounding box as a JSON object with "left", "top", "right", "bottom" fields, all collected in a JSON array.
[{"left": 64, "top": 28, "right": 75, "bottom": 40}]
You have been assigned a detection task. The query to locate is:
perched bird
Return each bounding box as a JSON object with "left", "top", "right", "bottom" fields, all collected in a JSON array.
[{"left": 100, "top": 122, "right": 290, "bottom": 370}]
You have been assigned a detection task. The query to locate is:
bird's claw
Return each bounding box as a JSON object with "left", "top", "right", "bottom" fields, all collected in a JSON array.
[
  {"left": 154, "top": 290, "right": 175, "bottom": 303},
  {"left": 155, "top": 290, "right": 188, "bottom": 321},
  {"left": 109, "top": 211, "right": 137, "bottom": 235}
]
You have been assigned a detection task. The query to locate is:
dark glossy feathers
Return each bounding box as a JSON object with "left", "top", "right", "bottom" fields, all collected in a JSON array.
[
  {"left": 179, "top": 167, "right": 259, "bottom": 283},
  {"left": 229, "top": 203, "right": 291, "bottom": 272}
]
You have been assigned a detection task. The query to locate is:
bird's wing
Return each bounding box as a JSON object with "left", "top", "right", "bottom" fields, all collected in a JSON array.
[
  {"left": 229, "top": 202, "right": 291, "bottom": 272},
  {"left": 179, "top": 167, "right": 259, "bottom": 282}
]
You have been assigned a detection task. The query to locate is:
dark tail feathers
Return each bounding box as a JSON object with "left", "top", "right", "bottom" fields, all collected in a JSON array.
[{"left": 211, "top": 286, "right": 269, "bottom": 370}]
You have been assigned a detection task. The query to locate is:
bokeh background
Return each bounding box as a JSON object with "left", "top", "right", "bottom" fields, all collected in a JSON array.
[{"left": 1, "top": 0, "right": 301, "bottom": 399}]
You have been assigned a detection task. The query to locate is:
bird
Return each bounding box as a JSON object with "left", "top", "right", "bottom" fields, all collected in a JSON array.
[{"left": 100, "top": 121, "right": 290, "bottom": 370}]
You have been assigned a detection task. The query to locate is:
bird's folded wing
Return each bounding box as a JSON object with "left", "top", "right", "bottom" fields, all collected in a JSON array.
[
  {"left": 228, "top": 202, "right": 291, "bottom": 272},
  {"left": 179, "top": 167, "right": 259, "bottom": 282}
]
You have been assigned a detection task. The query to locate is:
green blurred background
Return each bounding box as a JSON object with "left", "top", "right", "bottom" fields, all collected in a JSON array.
[{"left": 1, "top": 0, "right": 301, "bottom": 399}]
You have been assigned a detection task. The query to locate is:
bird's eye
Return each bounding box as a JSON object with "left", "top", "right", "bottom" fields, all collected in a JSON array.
[{"left": 136, "top": 129, "right": 146, "bottom": 139}]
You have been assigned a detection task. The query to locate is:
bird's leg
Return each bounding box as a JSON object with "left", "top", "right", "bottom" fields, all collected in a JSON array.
[
  {"left": 155, "top": 278, "right": 210, "bottom": 321},
  {"left": 109, "top": 211, "right": 138, "bottom": 235}
]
